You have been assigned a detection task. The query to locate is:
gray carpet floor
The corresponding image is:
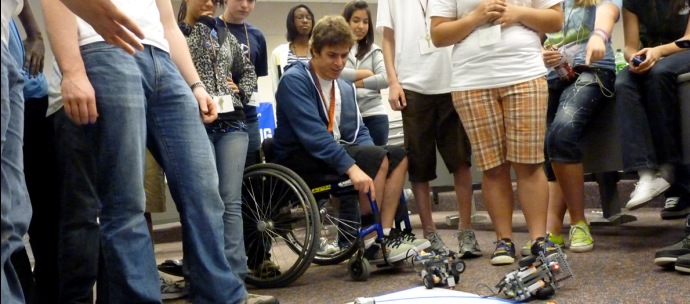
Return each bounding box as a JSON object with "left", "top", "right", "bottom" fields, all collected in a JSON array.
[{"left": 156, "top": 208, "right": 689, "bottom": 304}]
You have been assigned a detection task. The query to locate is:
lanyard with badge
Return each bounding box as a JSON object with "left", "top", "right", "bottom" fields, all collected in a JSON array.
[
  {"left": 221, "top": 17, "right": 261, "bottom": 107},
  {"left": 308, "top": 63, "right": 336, "bottom": 134},
  {"left": 207, "top": 29, "right": 235, "bottom": 113},
  {"left": 418, "top": 0, "right": 443, "bottom": 54}
]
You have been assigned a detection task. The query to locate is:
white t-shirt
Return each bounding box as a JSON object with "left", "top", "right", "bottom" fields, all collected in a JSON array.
[
  {"left": 1, "top": 0, "right": 22, "bottom": 46},
  {"left": 430, "top": 0, "right": 563, "bottom": 90},
  {"left": 77, "top": 0, "right": 169, "bottom": 52},
  {"left": 376, "top": 0, "right": 453, "bottom": 95}
]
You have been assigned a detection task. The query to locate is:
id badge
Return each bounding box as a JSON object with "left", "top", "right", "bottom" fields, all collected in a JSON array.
[
  {"left": 419, "top": 35, "right": 441, "bottom": 55},
  {"left": 247, "top": 91, "right": 260, "bottom": 107},
  {"left": 213, "top": 95, "right": 235, "bottom": 113},
  {"left": 478, "top": 24, "right": 501, "bottom": 47}
]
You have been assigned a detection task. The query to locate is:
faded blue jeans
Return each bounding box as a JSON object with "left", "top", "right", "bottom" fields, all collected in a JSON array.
[
  {"left": 1, "top": 42, "right": 32, "bottom": 304},
  {"left": 544, "top": 68, "right": 616, "bottom": 180},
  {"left": 76, "top": 42, "right": 245, "bottom": 303},
  {"left": 207, "top": 123, "right": 248, "bottom": 279}
]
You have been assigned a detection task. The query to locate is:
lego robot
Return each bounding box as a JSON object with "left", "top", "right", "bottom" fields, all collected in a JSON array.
[
  {"left": 415, "top": 251, "right": 466, "bottom": 289},
  {"left": 495, "top": 247, "right": 573, "bottom": 302}
]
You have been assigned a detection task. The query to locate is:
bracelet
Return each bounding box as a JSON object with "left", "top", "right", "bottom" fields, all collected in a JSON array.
[
  {"left": 190, "top": 81, "right": 206, "bottom": 91},
  {"left": 591, "top": 28, "right": 610, "bottom": 43}
]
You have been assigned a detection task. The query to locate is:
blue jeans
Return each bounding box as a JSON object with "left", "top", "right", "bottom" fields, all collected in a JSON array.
[
  {"left": 207, "top": 126, "right": 248, "bottom": 279},
  {"left": 54, "top": 109, "right": 100, "bottom": 304},
  {"left": 363, "top": 115, "right": 389, "bottom": 146},
  {"left": 77, "top": 42, "right": 245, "bottom": 303},
  {"left": 245, "top": 119, "right": 261, "bottom": 167},
  {"left": 544, "top": 68, "right": 616, "bottom": 180},
  {"left": 616, "top": 50, "right": 690, "bottom": 171},
  {"left": 1, "top": 42, "right": 32, "bottom": 304}
]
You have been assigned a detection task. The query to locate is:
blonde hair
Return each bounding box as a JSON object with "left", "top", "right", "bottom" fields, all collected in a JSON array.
[
  {"left": 575, "top": 0, "right": 601, "bottom": 7},
  {"left": 309, "top": 15, "right": 355, "bottom": 56}
]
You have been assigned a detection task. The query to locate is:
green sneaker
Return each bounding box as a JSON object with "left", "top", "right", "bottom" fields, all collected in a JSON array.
[
  {"left": 548, "top": 232, "right": 565, "bottom": 247},
  {"left": 569, "top": 221, "right": 594, "bottom": 253}
]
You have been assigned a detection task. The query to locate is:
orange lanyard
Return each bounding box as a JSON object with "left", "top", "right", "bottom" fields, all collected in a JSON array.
[{"left": 309, "top": 64, "right": 336, "bottom": 133}]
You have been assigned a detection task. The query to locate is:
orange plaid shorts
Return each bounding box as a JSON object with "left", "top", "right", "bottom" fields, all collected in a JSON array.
[{"left": 451, "top": 77, "right": 547, "bottom": 171}]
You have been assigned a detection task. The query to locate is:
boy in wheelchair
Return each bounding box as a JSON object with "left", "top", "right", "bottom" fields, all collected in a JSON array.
[{"left": 272, "top": 15, "right": 429, "bottom": 265}]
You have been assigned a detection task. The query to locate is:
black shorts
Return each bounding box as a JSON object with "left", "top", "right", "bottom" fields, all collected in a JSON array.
[
  {"left": 278, "top": 144, "right": 406, "bottom": 188},
  {"left": 402, "top": 89, "right": 472, "bottom": 182}
]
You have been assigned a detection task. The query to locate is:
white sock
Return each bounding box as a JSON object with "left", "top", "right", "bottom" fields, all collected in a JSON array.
[
  {"left": 638, "top": 169, "right": 656, "bottom": 182},
  {"left": 364, "top": 237, "right": 376, "bottom": 249},
  {"left": 383, "top": 228, "right": 391, "bottom": 236}
]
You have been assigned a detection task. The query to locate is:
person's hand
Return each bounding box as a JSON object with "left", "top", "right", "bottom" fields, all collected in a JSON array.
[
  {"left": 227, "top": 77, "right": 240, "bottom": 94},
  {"left": 542, "top": 48, "right": 562, "bottom": 68},
  {"left": 59, "top": 0, "right": 144, "bottom": 55},
  {"left": 346, "top": 165, "right": 375, "bottom": 199},
  {"left": 354, "top": 80, "right": 364, "bottom": 88},
  {"left": 387, "top": 81, "right": 407, "bottom": 111},
  {"left": 585, "top": 33, "right": 606, "bottom": 65},
  {"left": 474, "top": 0, "right": 506, "bottom": 24},
  {"left": 193, "top": 86, "right": 218, "bottom": 123},
  {"left": 61, "top": 72, "right": 98, "bottom": 125},
  {"left": 628, "top": 47, "right": 660, "bottom": 74},
  {"left": 495, "top": 2, "right": 523, "bottom": 27},
  {"left": 23, "top": 36, "right": 45, "bottom": 76}
]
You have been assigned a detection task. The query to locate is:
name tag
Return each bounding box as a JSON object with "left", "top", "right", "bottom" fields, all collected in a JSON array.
[
  {"left": 247, "top": 91, "right": 260, "bottom": 107},
  {"left": 419, "top": 36, "right": 441, "bottom": 55},
  {"left": 213, "top": 95, "right": 235, "bottom": 113},
  {"left": 478, "top": 24, "right": 501, "bottom": 47}
]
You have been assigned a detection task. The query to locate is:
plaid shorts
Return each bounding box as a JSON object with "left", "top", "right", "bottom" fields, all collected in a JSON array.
[{"left": 451, "top": 77, "right": 547, "bottom": 171}]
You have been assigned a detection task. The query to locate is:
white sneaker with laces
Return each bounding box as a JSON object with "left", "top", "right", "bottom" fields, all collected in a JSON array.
[
  {"left": 626, "top": 177, "right": 671, "bottom": 210},
  {"left": 159, "top": 273, "right": 187, "bottom": 300},
  {"left": 316, "top": 237, "right": 339, "bottom": 255}
]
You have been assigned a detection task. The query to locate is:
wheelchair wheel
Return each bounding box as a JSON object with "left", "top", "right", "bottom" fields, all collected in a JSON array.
[
  {"left": 312, "top": 196, "right": 360, "bottom": 266},
  {"left": 347, "top": 256, "right": 370, "bottom": 281},
  {"left": 242, "top": 163, "right": 320, "bottom": 288}
]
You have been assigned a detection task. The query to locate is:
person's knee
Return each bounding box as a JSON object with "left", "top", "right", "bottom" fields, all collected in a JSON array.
[
  {"left": 483, "top": 162, "right": 510, "bottom": 179},
  {"left": 378, "top": 156, "right": 390, "bottom": 176},
  {"left": 546, "top": 128, "right": 578, "bottom": 161}
]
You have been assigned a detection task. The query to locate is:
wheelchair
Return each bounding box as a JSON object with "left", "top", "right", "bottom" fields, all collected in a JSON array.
[{"left": 242, "top": 138, "right": 413, "bottom": 288}]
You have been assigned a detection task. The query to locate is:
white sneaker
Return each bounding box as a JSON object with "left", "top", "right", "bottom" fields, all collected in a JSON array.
[
  {"left": 626, "top": 177, "right": 671, "bottom": 210},
  {"left": 317, "top": 237, "right": 339, "bottom": 255},
  {"left": 159, "top": 273, "right": 187, "bottom": 300}
]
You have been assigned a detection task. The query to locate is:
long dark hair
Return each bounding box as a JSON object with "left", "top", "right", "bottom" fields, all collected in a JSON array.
[
  {"left": 342, "top": 1, "right": 373, "bottom": 61},
  {"left": 177, "top": 0, "right": 224, "bottom": 23},
  {"left": 285, "top": 4, "right": 315, "bottom": 42},
  {"left": 671, "top": 0, "right": 689, "bottom": 17}
]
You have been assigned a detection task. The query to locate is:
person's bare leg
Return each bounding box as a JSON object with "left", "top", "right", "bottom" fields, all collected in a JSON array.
[
  {"left": 453, "top": 163, "right": 474, "bottom": 229},
  {"left": 552, "top": 162, "right": 586, "bottom": 224},
  {"left": 512, "top": 162, "right": 548, "bottom": 241},
  {"left": 380, "top": 157, "right": 408, "bottom": 229},
  {"left": 358, "top": 156, "right": 389, "bottom": 216},
  {"left": 412, "top": 181, "right": 434, "bottom": 236},
  {"left": 482, "top": 162, "right": 515, "bottom": 240},
  {"left": 546, "top": 181, "right": 567, "bottom": 236}
]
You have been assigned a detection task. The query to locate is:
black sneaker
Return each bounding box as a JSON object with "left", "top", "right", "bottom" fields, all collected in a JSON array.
[
  {"left": 531, "top": 236, "right": 559, "bottom": 258},
  {"left": 654, "top": 235, "right": 690, "bottom": 267},
  {"left": 675, "top": 253, "right": 690, "bottom": 274},
  {"left": 661, "top": 196, "right": 690, "bottom": 220},
  {"left": 490, "top": 239, "right": 516, "bottom": 265}
]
